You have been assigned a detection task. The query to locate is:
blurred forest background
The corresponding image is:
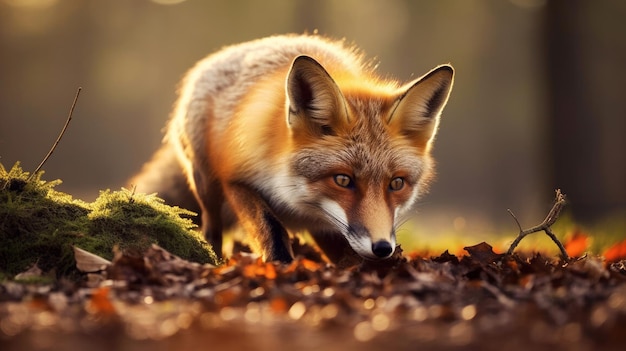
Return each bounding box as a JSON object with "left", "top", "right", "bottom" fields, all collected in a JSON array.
[{"left": 1, "top": 0, "right": 624, "bottom": 245}]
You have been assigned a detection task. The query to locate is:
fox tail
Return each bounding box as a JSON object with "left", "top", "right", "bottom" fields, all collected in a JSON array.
[{"left": 129, "top": 144, "right": 200, "bottom": 216}]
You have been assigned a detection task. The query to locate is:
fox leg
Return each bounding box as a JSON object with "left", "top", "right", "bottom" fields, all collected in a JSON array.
[
  {"left": 222, "top": 182, "right": 294, "bottom": 263},
  {"left": 198, "top": 192, "right": 224, "bottom": 258},
  {"left": 188, "top": 166, "right": 226, "bottom": 258},
  {"left": 310, "top": 231, "right": 363, "bottom": 267}
]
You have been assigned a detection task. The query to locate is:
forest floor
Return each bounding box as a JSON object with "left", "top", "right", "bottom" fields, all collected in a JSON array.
[{"left": 2, "top": 239, "right": 626, "bottom": 351}]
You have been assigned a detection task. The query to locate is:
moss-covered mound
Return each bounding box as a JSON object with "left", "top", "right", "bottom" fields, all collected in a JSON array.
[{"left": 0, "top": 163, "right": 218, "bottom": 280}]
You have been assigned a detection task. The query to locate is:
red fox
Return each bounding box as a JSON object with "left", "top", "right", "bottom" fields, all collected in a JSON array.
[{"left": 131, "top": 34, "right": 454, "bottom": 264}]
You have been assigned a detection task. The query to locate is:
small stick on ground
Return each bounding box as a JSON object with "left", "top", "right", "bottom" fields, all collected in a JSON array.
[
  {"left": 28, "top": 87, "right": 82, "bottom": 181},
  {"left": 506, "top": 189, "right": 569, "bottom": 261}
]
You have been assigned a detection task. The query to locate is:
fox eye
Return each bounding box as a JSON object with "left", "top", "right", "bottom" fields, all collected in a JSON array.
[
  {"left": 334, "top": 174, "right": 353, "bottom": 188},
  {"left": 389, "top": 177, "right": 404, "bottom": 191}
]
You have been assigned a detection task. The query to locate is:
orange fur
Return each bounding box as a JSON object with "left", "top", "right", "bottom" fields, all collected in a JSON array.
[{"left": 131, "top": 34, "right": 454, "bottom": 264}]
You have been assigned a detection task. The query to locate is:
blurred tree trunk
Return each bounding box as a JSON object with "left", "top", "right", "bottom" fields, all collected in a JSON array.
[{"left": 544, "top": 0, "right": 626, "bottom": 223}]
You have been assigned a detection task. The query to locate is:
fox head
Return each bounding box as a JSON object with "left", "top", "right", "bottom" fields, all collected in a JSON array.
[{"left": 284, "top": 55, "right": 454, "bottom": 260}]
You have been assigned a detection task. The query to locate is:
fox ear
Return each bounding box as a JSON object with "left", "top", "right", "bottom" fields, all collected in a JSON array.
[
  {"left": 389, "top": 64, "right": 454, "bottom": 149},
  {"left": 286, "top": 55, "right": 348, "bottom": 135}
]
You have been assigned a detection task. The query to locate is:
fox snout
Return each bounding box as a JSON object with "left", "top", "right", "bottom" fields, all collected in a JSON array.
[
  {"left": 354, "top": 233, "right": 397, "bottom": 260},
  {"left": 343, "top": 223, "right": 397, "bottom": 260},
  {"left": 318, "top": 198, "right": 398, "bottom": 260}
]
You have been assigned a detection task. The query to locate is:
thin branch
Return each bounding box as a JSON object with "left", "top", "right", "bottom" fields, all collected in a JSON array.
[
  {"left": 507, "top": 209, "right": 523, "bottom": 232},
  {"left": 506, "top": 189, "right": 569, "bottom": 261},
  {"left": 28, "top": 87, "right": 82, "bottom": 181}
]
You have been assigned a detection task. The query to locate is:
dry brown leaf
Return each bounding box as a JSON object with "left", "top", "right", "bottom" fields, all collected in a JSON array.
[
  {"left": 73, "top": 246, "right": 111, "bottom": 273},
  {"left": 463, "top": 242, "right": 503, "bottom": 264},
  {"left": 14, "top": 263, "right": 43, "bottom": 280}
]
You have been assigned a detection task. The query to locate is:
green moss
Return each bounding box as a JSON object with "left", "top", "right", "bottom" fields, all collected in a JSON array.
[
  {"left": 88, "top": 189, "right": 217, "bottom": 264},
  {"left": 0, "top": 162, "right": 218, "bottom": 280}
]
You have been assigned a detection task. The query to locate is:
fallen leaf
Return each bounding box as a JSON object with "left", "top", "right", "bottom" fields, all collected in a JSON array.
[
  {"left": 14, "top": 263, "right": 43, "bottom": 281},
  {"left": 73, "top": 246, "right": 111, "bottom": 273},
  {"left": 603, "top": 239, "right": 626, "bottom": 263},
  {"left": 269, "top": 297, "right": 288, "bottom": 313},
  {"left": 300, "top": 258, "right": 321, "bottom": 271},
  {"left": 87, "top": 286, "right": 116, "bottom": 315},
  {"left": 264, "top": 263, "right": 277, "bottom": 280},
  {"left": 564, "top": 231, "right": 590, "bottom": 258},
  {"left": 242, "top": 264, "right": 259, "bottom": 278},
  {"left": 432, "top": 250, "right": 459, "bottom": 264},
  {"left": 463, "top": 242, "right": 503, "bottom": 264}
]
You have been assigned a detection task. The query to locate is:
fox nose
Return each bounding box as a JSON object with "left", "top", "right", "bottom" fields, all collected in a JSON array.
[{"left": 371, "top": 240, "right": 393, "bottom": 258}]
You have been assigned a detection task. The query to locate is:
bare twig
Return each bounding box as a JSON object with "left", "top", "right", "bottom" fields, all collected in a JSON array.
[
  {"left": 28, "top": 87, "right": 82, "bottom": 181},
  {"left": 506, "top": 189, "right": 569, "bottom": 261},
  {"left": 128, "top": 184, "right": 137, "bottom": 204}
]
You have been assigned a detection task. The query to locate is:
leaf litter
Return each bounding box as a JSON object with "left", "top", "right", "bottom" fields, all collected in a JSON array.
[
  {"left": 2, "top": 240, "right": 626, "bottom": 351},
  {"left": 2, "top": 190, "right": 626, "bottom": 351}
]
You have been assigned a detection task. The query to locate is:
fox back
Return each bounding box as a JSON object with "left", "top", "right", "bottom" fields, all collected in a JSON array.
[{"left": 131, "top": 35, "right": 454, "bottom": 264}]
